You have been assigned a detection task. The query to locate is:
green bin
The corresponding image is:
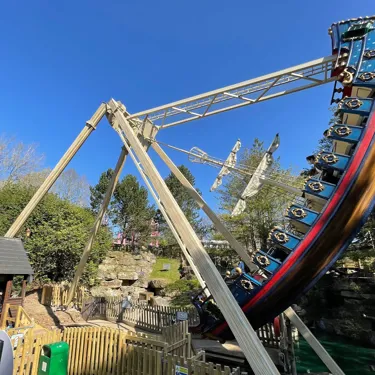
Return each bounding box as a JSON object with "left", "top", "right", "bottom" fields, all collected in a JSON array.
[{"left": 37, "top": 341, "right": 69, "bottom": 375}]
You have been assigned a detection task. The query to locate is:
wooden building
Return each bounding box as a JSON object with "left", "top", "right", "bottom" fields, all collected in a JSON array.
[{"left": 0, "top": 237, "right": 33, "bottom": 319}]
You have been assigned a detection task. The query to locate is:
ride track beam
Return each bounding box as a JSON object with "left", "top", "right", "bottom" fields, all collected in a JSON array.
[
  {"left": 107, "top": 98, "right": 280, "bottom": 375},
  {"left": 128, "top": 55, "right": 337, "bottom": 130}
]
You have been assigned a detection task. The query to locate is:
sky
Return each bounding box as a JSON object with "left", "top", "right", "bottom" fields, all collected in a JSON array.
[{"left": 0, "top": 1, "right": 374, "bottom": 211}]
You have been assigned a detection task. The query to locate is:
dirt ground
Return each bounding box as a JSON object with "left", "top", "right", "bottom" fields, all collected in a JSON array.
[{"left": 23, "top": 290, "right": 86, "bottom": 329}]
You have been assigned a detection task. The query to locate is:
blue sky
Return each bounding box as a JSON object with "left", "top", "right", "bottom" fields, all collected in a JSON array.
[{"left": 0, "top": 1, "right": 374, "bottom": 210}]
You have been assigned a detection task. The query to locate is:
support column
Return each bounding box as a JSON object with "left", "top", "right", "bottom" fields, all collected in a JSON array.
[
  {"left": 66, "top": 147, "right": 127, "bottom": 306},
  {"left": 114, "top": 130, "right": 207, "bottom": 292},
  {"left": 108, "top": 99, "right": 279, "bottom": 375},
  {"left": 284, "top": 307, "right": 345, "bottom": 375},
  {"left": 5, "top": 103, "right": 107, "bottom": 238},
  {"left": 152, "top": 142, "right": 258, "bottom": 272}
]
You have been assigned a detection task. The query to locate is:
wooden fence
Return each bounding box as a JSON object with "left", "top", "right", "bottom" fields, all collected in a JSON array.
[
  {"left": 83, "top": 297, "right": 200, "bottom": 332},
  {"left": 10, "top": 323, "right": 241, "bottom": 375},
  {"left": 1, "top": 303, "right": 34, "bottom": 329},
  {"left": 41, "top": 284, "right": 86, "bottom": 309}
]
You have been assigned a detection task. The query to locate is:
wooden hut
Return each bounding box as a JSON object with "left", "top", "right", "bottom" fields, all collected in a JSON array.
[{"left": 0, "top": 237, "right": 33, "bottom": 319}]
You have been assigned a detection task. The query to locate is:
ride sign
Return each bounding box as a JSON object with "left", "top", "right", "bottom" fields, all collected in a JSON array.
[
  {"left": 176, "top": 311, "right": 188, "bottom": 321},
  {"left": 175, "top": 365, "right": 188, "bottom": 375}
]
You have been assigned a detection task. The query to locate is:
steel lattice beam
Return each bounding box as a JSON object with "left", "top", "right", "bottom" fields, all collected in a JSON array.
[{"left": 128, "top": 55, "right": 337, "bottom": 130}]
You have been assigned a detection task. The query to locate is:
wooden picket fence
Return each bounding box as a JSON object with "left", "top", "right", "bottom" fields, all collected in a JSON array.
[
  {"left": 10, "top": 322, "right": 241, "bottom": 375},
  {"left": 41, "top": 284, "right": 86, "bottom": 308},
  {"left": 83, "top": 297, "right": 200, "bottom": 332},
  {"left": 0, "top": 303, "right": 34, "bottom": 329}
]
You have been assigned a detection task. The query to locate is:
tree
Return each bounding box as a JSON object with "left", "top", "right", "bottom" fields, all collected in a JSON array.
[
  {"left": 217, "top": 139, "right": 300, "bottom": 253},
  {"left": 157, "top": 166, "right": 207, "bottom": 257},
  {"left": 0, "top": 182, "right": 112, "bottom": 284},
  {"left": 89, "top": 169, "right": 114, "bottom": 213},
  {"left": 53, "top": 169, "right": 90, "bottom": 207},
  {"left": 164, "top": 165, "right": 205, "bottom": 235},
  {"left": 111, "top": 175, "right": 155, "bottom": 250},
  {"left": 0, "top": 135, "right": 44, "bottom": 182},
  {"left": 18, "top": 168, "right": 90, "bottom": 207}
]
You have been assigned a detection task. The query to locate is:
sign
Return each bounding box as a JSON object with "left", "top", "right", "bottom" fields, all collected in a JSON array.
[
  {"left": 162, "top": 263, "right": 171, "bottom": 271},
  {"left": 0, "top": 330, "right": 14, "bottom": 375},
  {"left": 176, "top": 311, "right": 188, "bottom": 321},
  {"left": 175, "top": 365, "right": 188, "bottom": 375}
]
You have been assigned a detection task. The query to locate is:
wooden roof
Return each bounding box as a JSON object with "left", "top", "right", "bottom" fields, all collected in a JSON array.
[{"left": 0, "top": 237, "right": 33, "bottom": 275}]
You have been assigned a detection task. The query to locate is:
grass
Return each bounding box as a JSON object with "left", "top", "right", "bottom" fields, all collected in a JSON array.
[{"left": 150, "top": 257, "right": 180, "bottom": 283}]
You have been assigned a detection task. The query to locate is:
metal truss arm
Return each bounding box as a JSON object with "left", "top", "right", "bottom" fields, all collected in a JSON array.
[{"left": 128, "top": 55, "right": 337, "bottom": 130}]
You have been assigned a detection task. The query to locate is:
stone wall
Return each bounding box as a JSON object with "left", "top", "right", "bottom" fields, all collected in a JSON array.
[
  {"left": 298, "top": 274, "right": 375, "bottom": 347},
  {"left": 91, "top": 251, "right": 156, "bottom": 299}
]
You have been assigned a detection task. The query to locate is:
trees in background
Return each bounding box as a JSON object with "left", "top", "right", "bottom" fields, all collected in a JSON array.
[
  {"left": 112, "top": 175, "right": 155, "bottom": 250},
  {"left": 0, "top": 135, "right": 44, "bottom": 182},
  {"left": 157, "top": 165, "right": 208, "bottom": 256},
  {"left": 216, "top": 139, "right": 300, "bottom": 253},
  {"left": 0, "top": 183, "right": 112, "bottom": 285},
  {"left": 89, "top": 170, "right": 155, "bottom": 251}
]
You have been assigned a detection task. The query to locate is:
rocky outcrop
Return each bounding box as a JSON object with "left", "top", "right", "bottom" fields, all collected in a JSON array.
[
  {"left": 299, "top": 274, "right": 375, "bottom": 347},
  {"left": 92, "top": 251, "right": 156, "bottom": 299}
]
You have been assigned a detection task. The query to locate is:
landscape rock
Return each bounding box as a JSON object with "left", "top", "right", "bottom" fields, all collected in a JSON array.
[
  {"left": 92, "top": 251, "right": 159, "bottom": 298},
  {"left": 101, "top": 280, "right": 122, "bottom": 288},
  {"left": 149, "top": 296, "right": 171, "bottom": 306},
  {"left": 118, "top": 272, "right": 138, "bottom": 281},
  {"left": 149, "top": 279, "right": 168, "bottom": 289}
]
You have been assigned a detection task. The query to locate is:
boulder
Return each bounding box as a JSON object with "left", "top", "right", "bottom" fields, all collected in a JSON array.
[
  {"left": 149, "top": 279, "right": 168, "bottom": 289},
  {"left": 149, "top": 296, "right": 171, "bottom": 306},
  {"left": 101, "top": 280, "right": 122, "bottom": 289},
  {"left": 118, "top": 272, "right": 138, "bottom": 281},
  {"left": 91, "top": 286, "right": 122, "bottom": 298},
  {"left": 133, "top": 278, "right": 149, "bottom": 288}
]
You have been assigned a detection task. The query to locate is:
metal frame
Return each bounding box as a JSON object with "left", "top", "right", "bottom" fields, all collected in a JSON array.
[
  {"left": 4, "top": 52, "right": 345, "bottom": 375},
  {"left": 128, "top": 55, "right": 337, "bottom": 129}
]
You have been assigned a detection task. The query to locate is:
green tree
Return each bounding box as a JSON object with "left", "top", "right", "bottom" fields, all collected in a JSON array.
[
  {"left": 0, "top": 183, "right": 112, "bottom": 285},
  {"left": 89, "top": 169, "right": 114, "bottom": 213},
  {"left": 217, "top": 139, "right": 300, "bottom": 253},
  {"left": 111, "top": 175, "right": 155, "bottom": 250},
  {"left": 157, "top": 166, "right": 207, "bottom": 256},
  {"left": 164, "top": 165, "right": 206, "bottom": 235}
]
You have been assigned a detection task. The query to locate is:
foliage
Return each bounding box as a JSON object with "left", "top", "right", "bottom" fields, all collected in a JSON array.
[
  {"left": 0, "top": 182, "right": 112, "bottom": 285},
  {"left": 89, "top": 169, "right": 114, "bottom": 213},
  {"left": 150, "top": 257, "right": 180, "bottom": 283},
  {"left": 111, "top": 175, "right": 155, "bottom": 250},
  {"left": 158, "top": 165, "right": 207, "bottom": 253},
  {"left": 165, "top": 279, "right": 201, "bottom": 307},
  {"left": 16, "top": 168, "right": 90, "bottom": 207},
  {"left": 216, "top": 139, "right": 301, "bottom": 253}
]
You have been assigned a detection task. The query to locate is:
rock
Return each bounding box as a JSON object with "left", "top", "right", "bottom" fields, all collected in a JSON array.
[
  {"left": 149, "top": 296, "right": 170, "bottom": 306},
  {"left": 118, "top": 272, "right": 138, "bottom": 281},
  {"left": 133, "top": 278, "right": 149, "bottom": 288},
  {"left": 91, "top": 286, "right": 122, "bottom": 298},
  {"left": 100, "top": 280, "right": 122, "bottom": 289},
  {"left": 149, "top": 279, "right": 168, "bottom": 289}
]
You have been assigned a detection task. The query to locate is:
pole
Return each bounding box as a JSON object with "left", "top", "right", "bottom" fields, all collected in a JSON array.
[
  {"left": 117, "top": 137, "right": 208, "bottom": 293},
  {"left": 151, "top": 142, "right": 258, "bottom": 272},
  {"left": 284, "top": 307, "right": 345, "bottom": 375},
  {"left": 66, "top": 147, "right": 127, "bottom": 306},
  {"left": 108, "top": 99, "right": 279, "bottom": 375},
  {"left": 5, "top": 103, "right": 107, "bottom": 238}
]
